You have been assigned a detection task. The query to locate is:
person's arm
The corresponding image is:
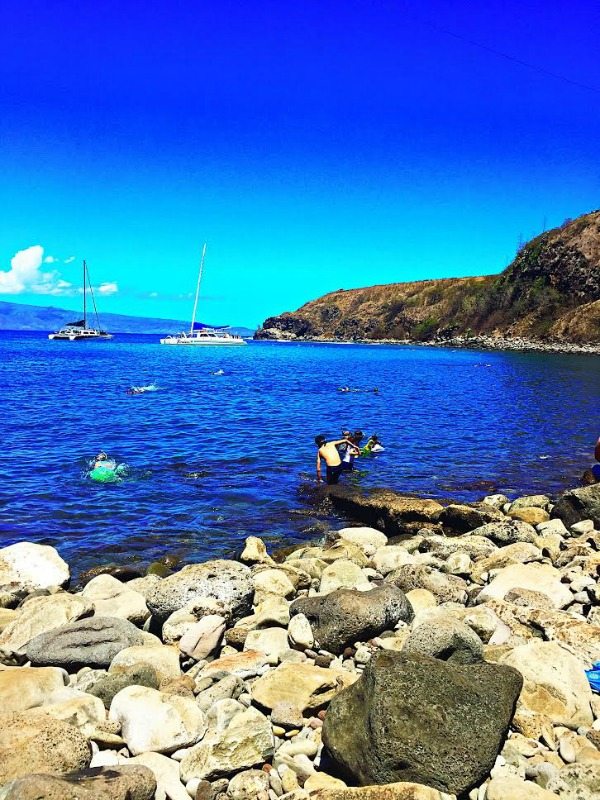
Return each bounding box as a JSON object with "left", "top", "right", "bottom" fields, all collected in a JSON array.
[
  {"left": 595, "top": 437, "right": 600, "bottom": 462},
  {"left": 316, "top": 450, "right": 322, "bottom": 482}
]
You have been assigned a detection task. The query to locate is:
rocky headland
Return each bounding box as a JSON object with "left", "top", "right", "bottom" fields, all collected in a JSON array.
[
  {"left": 256, "top": 210, "right": 600, "bottom": 351},
  {"left": 1, "top": 480, "right": 600, "bottom": 799}
]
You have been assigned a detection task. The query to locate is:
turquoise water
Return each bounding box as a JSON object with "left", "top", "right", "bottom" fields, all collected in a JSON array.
[{"left": 1, "top": 332, "right": 598, "bottom": 574}]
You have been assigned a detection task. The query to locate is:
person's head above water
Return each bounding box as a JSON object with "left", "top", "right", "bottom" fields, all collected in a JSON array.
[
  {"left": 315, "top": 435, "right": 327, "bottom": 447},
  {"left": 96, "top": 451, "right": 107, "bottom": 461},
  {"left": 341, "top": 429, "right": 351, "bottom": 438},
  {"left": 353, "top": 430, "right": 364, "bottom": 441}
]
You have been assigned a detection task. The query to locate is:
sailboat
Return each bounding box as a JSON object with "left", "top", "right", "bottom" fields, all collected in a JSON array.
[
  {"left": 159, "top": 244, "right": 246, "bottom": 346},
  {"left": 48, "top": 260, "right": 113, "bottom": 341}
]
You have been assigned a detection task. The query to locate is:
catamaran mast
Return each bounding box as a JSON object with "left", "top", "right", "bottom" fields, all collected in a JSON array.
[
  {"left": 83, "top": 260, "right": 87, "bottom": 328},
  {"left": 190, "top": 243, "right": 207, "bottom": 336}
]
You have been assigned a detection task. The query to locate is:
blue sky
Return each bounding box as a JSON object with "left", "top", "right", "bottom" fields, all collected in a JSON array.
[{"left": 0, "top": 0, "right": 598, "bottom": 328}]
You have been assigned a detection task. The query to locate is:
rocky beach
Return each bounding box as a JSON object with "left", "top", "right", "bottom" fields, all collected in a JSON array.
[{"left": 1, "top": 481, "right": 600, "bottom": 800}]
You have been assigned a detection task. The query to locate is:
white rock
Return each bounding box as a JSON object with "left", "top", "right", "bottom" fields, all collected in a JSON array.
[
  {"left": 129, "top": 751, "right": 191, "bottom": 800},
  {"left": 336, "top": 527, "right": 388, "bottom": 556},
  {"left": 253, "top": 569, "right": 296, "bottom": 598},
  {"left": 570, "top": 520, "right": 594, "bottom": 534},
  {"left": 288, "top": 613, "right": 314, "bottom": 650},
  {"left": 536, "top": 519, "right": 568, "bottom": 537},
  {"left": 371, "top": 545, "right": 415, "bottom": 576},
  {"left": 179, "top": 615, "right": 226, "bottom": 660},
  {"left": 244, "top": 627, "right": 290, "bottom": 665},
  {"left": 501, "top": 640, "right": 593, "bottom": 728},
  {"left": 109, "top": 685, "right": 207, "bottom": 755},
  {"left": 109, "top": 644, "right": 181, "bottom": 685},
  {"left": 180, "top": 702, "right": 274, "bottom": 782},
  {"left": 0, "top": 542, "right": 69, "bottom": 591},
  {"left": 81, "top": 574, "right": 150, "bottom": 625},
  {"left": 476, "top": 563, "right": 573, "bottom": 609},
  {"left": 319, "top": 560, "right": 371, "bottom": 594}
]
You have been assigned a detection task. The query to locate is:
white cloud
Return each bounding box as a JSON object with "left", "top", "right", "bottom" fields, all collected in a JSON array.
[
  {"left": 0, "top": 245, "right": 75, "bottom": 296},
  {"left": 149, "top": 291, "right": 159, "bottom": 298},
  {"left": 0, "top": 245, "right": 117, "bottom": 298},
  {"left": 64, "top": 256, "right": 75, "bottom": 264},
  {"left": 96, "top": 281, "right": 119, "bottom": 296}
]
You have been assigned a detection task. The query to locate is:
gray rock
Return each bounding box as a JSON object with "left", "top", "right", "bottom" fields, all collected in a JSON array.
[
  {"left": 467, "top": 519, "right": 538, "bottom": 545},
  {"left": 26, "top": 616, "right": 144, "bottom": 669},
  {"left": 87, "top": 665, "right": 159, "bottom": 708},
  {"left": 196, "top": 674, "right": 245, "bottom": 712},
  {"left": 384, "top": 565, "right": 468, "bottom": 604},
  {"left": 552, "top": 484, "right": 600, "bottom": 529},
  {"left": 290, "top": 584, "right": 413, "bottom": 655},
  {"left": 322, "top": 650, "right": 523, "bottom": 795},
  {"left": 146, "top": 560, "right": 253, "bottom": 622},
  {"left": 0, "top": 766, "right": 156, "bottom": 800},
  {"left": 402, "top": 620, "right": 484, "bottom": 664}
]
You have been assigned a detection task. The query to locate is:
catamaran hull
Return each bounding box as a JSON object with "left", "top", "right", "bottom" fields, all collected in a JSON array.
[
  {"left": 48, "top": 333, "right": 113, "bottom": 341},
  {"left": 159, "top": 338, "right": 246, "bottom": 345}
]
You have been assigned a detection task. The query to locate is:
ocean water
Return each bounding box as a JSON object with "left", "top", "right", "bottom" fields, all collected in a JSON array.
[{"left": 1, "top": 332, "right": 599, "bottom": 575}]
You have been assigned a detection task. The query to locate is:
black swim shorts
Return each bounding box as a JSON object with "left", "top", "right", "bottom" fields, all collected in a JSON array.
[{"left": 326, "top": 464, "right": 344, "bottom": 484}]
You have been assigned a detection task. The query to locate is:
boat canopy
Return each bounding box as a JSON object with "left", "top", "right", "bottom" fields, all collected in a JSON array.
[
  {"left": 192, "top": 321, "right": 230, "bottom": 330},
  {"left": 67, "top": 319, "right": 86, "bottom": 327}
]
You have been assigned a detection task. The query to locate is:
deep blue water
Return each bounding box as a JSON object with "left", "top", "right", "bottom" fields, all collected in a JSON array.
[{"left": 1, "top": 332, "right": 599, "bottom": 575}]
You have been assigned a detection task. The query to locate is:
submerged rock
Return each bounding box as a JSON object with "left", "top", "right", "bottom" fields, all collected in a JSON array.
[
  {"left": 322, "top": 650, "right": 522, "bottom": 795},
  {"left": 291, "top": 584, "right": 413, "bottom": 654}
]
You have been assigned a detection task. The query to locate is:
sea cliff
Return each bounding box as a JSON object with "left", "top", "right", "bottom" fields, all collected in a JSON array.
[
  {"left": 0, "top": 481, "right": 599, "bottom": 798},
  {"left": 256, "top": 210, "right": 600, "bottom": 350}
]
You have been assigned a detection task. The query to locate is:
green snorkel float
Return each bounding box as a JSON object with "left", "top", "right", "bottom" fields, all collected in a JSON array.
[{"left": 89, "top": 453, "right": 128, "bottom": 483}]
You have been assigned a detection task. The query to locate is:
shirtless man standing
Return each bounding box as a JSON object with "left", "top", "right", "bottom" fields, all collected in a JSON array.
[{"left": 315, "top": 435, "right": 359, "bottom": 485}]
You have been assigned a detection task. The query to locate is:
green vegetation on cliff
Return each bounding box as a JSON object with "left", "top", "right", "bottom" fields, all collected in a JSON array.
[{"left": 256, "top": 210, "right": 600, "bottom": 344}]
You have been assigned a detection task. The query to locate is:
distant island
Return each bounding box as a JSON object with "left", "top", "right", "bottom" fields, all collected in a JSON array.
[
  {"left": 256, "top": 210, "right": 600, "bottom": 349},
  {"left": 0, "top": 300, "right": 254, "bottom": 337}
]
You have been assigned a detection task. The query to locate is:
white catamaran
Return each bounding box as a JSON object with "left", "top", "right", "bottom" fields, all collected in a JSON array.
[
  {"left": 48, "top": 260, "right": 113, "bottom": 341},
  {"left": 160, "top": 244, "right": 246, "bottom": 346}
]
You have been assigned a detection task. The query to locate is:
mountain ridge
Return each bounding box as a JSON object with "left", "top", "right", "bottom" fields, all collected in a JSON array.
[
  {"left": 256, "top": 210, "right": 600, "bottom": 346},
  {"left": 0, "top": 300, "right": 254, "bottom": 336}
]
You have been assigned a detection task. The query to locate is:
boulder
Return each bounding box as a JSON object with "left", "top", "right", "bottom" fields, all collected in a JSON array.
[
  {"left": 0, "top": 766, "right": 156, "bottom": 800},
  {"left": 500, "top": 640, "right": 593, "bottom": 728},
  {"left": 109, "top": 685, "right": 207, "bottom": 755},
  {"left": 0, "top": 594, "right": 92, "bottom": 657},
  {"left": 486, "top": 775, "right": 557, "bottom": 799},
  {"left": 252, "top": 569, "right": 296, "bottom": 598},
  {"left": 240, "top": 536, "right": 272, "bottom": 564},
  {"left": 402, "top": 620, "right": 484, "bottom": 664},
  {"left": 179, "top": 701, "right": 274, "bottom": 782},
  {"left": 24, "top": 687, "right": 119, "bottom": 743},
  {"left": 322, "top": 650, "right": 522, "bottom": 795},
  {"left": 326, "top": 486, "right": 443, "bottom": 537},
  {"left": 200, "top": 649, "right": 270, "bottom": 679},
  {"left": 551, "top": 483, "right": 600, "bottom": 528},
  {"left": 251, "top": 662, "right": 356, "bottom": 712},
  {"left": 440, "top": 502, "right": 505, "bottom": 533},
  {"left": 0, "top": 542, "right": 70, "bottom": 593},
  {"left": 81, "top": 574, "right": 150, "bottom": 625},
  {"left": 371, "top": 546, "right": 415, "bottom": 576},
  {"left": 146, "top": 560, "right": 253, "bottom": 621},
  {"left": 509, "top": 494, "right": 551, "bottom": 511},
  {"left": 0, "top": 665, "right": 68, "bottom": 712},
  {"left": 475, "top": 563, "right": 573, "bottom": 609},
  {"left": 109, "top": 644, "right": 180, "bottom": 685},
  {"left": 125, "top": 752, "right": 190, "bottom": 800},
  {"left": 0, "top": 711, "right": 91, "bottom": 783},
  {"left": 470, "top": 542, "right": 543, "bottom": 583},
  {"left": 26, "top": 616, "right": 144, "bottom": 669},
  {"left": 466, "top": 519, "right": 537, "bottom": 545},
  {"left": 507, "top": 507, "right": 550, "bottom": 525},
  {"left": 306, "top": 784, "right": 450, "bottom": 799},
  {"left": 418, "top": 534, "right": 497, "bottom": 561},
  {"left": 385, "top": 565, "right": 468, "bottom": 605},
  {"left": 544, "top": 762, "right": 600, "bottom": 800},
  {"left": 335, "top": 527, "right": 388, "bottom": 556},
  {"left": 290, "top": 585, "right": 414, "bottom": 655},
  {"left": 507, "top": 606, "right": 600, "bottom": 666},
  {"left": 319, "top": 560, "right": 372, "bottom": 594}
]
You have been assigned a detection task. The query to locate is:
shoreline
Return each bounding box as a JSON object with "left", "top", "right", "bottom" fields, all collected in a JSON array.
[
  {"left": 0, "top": 480, "right": 599, "bottom": 798},
  {"left": 255, "top": 333, "right": 600, "bottom": 355}
]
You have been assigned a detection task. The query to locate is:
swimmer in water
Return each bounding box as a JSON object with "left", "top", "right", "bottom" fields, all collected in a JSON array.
[{"left": 315, "top": 434, "right": 359, "bottom": 484}]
